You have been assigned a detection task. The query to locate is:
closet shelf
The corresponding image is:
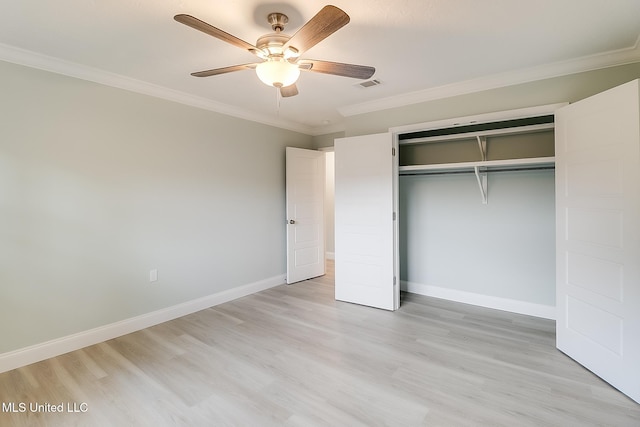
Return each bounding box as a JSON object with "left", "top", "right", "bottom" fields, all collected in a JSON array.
[
  {"left": 399, "top": 156, "right": 555, "bottom": 175},
  {"left": 399, "top": 122, "right": 554, "bottom": 145},
  {"left": 398, "top": 114, "right": 556, "bottom": 204}
]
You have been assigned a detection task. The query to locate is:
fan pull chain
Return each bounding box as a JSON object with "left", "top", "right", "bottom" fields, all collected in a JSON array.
[{"left": 275, "top": 86, "right": 281, "bottom": 115}]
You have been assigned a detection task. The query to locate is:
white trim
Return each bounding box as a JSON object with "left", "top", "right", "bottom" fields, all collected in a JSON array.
[
  {"left": 325, "top": 252, "right": 335, "bottom": 260},
  {"left": 0, "top": 43, "right": 312, "bottom": 135},
  {"left": 310, "top": 123, "right": 346, "bottom": 136},
  {"left": 340, "top": 37, "right": 640, "bottom": 117},
  {"left": 401, "top": 280, "right": 555, "bottom": 320},
  {"left": 0, "top": 274, "right": 285, "bottom": 374}
]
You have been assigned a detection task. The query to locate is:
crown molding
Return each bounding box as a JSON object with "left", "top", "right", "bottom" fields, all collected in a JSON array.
[
  {"left": 4, "top": 36, "right": 640, "bottom": 135},
  {"left": 0, "top": 42, "right": 314, "bottom": 135},
  {"left": 308, "top": 121, "right": 346, "bottom": 136},
  {"left": 339, "top": 36, "right": 640, "bottom": 117}
]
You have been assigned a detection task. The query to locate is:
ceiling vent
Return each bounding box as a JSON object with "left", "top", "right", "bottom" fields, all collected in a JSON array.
[{"left": 357, "top": 79, "right": 381, "bottom": 88}]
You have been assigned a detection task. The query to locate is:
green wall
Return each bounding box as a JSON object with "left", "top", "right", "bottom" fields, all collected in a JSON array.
[
  {"left": 312, "top": 131, "right": 345, "bottom": 149},
  {"left": 0, "top": 60, "right": 312, "bottom": 353}
]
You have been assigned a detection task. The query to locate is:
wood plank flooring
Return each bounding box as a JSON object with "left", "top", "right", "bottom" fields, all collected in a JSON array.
[{"left": 1, "top": 261, "right": 639, "bottom": 426}]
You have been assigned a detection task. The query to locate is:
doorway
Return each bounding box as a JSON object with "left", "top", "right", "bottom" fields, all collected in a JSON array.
[{"left": 320, "top": 147, "right": 335, "bottom": 261}]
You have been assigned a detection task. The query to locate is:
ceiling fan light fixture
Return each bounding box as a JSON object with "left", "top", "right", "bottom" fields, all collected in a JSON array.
[
  {"left": 176, "top": 6, "right": 374, "bottom": 98},
  {"left": 256, "top": 59, "right": 300, "bottom": 87}
]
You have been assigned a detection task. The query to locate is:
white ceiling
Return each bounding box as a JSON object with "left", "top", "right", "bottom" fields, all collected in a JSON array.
[{"left": 1, "top": 1, "right": 639, "bottom": 135}]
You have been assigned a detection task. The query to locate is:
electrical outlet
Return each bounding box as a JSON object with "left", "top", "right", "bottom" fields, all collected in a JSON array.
[{"left": 149, "top": 269, "right": 158, "bottom": 282}]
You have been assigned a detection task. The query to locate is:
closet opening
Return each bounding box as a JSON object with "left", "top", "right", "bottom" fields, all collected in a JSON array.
[{"left": 395, "top": 108, "right": 558, "bottom": 319}]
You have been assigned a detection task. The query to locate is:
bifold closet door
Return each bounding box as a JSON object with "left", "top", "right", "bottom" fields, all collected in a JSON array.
[
  {"left": 334, "top": 133, "right": 398, "bottom": 310},
  {"left": 555, "top": 79, "right": 640, "bottom": 403}
]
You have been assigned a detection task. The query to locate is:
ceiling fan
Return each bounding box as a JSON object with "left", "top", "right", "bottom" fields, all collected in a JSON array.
[{"left": 174, "top": 5, "right": 375, "bottom": 98}]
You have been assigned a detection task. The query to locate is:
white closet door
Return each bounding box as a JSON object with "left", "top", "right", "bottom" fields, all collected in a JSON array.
[
  {"left": 286, "top": 147, "right": 325, "bottom": 284},
  {"left": 334, "top": 133, "right": 398, "bottom": 310},
  {"left": 556, "top": 79, "right": 640, "bottom": 403}
]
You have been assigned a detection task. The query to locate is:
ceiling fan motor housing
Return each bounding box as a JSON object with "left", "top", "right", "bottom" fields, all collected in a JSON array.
[{"left": 256, "top": 32, "right": 291, "bottom": 58}]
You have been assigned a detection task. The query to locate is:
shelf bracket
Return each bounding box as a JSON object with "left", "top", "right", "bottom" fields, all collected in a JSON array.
[
  {"left": 476, "top": 136, "right": 487, "bottom": 161},
  {"left": 474, "top": 166, "right": 488, "bottom": 204}
]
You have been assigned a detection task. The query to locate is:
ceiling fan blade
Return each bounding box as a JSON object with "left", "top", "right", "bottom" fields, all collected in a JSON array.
[
  {"left": 299, "top": 60, "right": 375, "bottom": 79},
  {"left": 174, "top": 14, "right": 262, "bottom": 56},
  {"left": 191, "top": 63, "right": 258, "bottom": 78},
  {"left": 280, "top": 84, "right": 299, "bottom": 97},
  {"left": 283, "top": 6, "right": 350, "bottom": 56}
]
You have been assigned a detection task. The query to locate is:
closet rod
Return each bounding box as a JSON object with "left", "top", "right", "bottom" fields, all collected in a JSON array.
[{"left": 400, "top": 166, "right": 555, "bottom": 176}]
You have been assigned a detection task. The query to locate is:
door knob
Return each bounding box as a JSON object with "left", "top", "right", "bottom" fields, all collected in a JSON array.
[{"left": 289, "top": 219, "right": 296, "bottom": 224}]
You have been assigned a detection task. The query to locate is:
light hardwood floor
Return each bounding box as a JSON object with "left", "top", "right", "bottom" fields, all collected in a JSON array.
[{"left": 1, "top": 261, "right": 639, "bottom": 426}]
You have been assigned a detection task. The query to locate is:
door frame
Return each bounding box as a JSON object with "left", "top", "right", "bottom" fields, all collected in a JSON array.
[{"left": 388, "top": 103, "right": 566, "bottom": 315}]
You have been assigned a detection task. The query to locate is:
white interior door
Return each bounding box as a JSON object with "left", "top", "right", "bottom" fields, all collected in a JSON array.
[
  {"left": 286, "top": 147, "right": 325, "bottom": 284},
  {"left": 555, "top": 79, "right": 640, "bottom": 403},
  {"left": 334, "top": 133, "right": 398, "bottom": 310}
]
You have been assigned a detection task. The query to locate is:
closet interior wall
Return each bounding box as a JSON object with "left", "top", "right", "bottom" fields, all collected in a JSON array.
[{"left": 398, "top": 125, "right": 556, "bottom": 317}]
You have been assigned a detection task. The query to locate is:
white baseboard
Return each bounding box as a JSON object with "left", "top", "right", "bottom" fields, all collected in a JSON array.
[
  {"left": 401, "top": 280, "right": 556, "bottom": 320},
  {"left": 325, "top": 252, "right": 335, "bottom": 260},
  {"left": 0, "top": 274, "right": 286, "bottom": 374}
]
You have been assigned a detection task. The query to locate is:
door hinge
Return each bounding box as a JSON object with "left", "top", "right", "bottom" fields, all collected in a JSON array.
[
  {"left": 393, "top": 276, "right": 397, "bottom": 286},
  {"left": 392, "top": 147, "right": 396, "bottom": 156},
  {"left": 393, "top": 212, "right": 396, "bottom": 221}
]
